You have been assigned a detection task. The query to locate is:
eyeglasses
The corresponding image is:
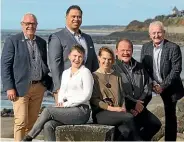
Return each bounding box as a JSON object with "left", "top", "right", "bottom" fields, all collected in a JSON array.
[
  {"left": 22, "top": 22, "right": 37, "bottom": 26},
  {"left": 150, "top": 32, "right": 163, "bottom": 36}
]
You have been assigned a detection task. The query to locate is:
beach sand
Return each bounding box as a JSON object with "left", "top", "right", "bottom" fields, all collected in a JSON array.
[
  {"left": 0, "top": 117, "right": 44, "bottom": 141},
  {"left": 0, "top": 117, "right": 14, "bottom": 138}
]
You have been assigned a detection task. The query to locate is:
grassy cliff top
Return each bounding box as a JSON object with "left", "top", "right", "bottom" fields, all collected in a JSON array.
[{"left": 126, "top": 16, "right": 184, "bottom": 31}]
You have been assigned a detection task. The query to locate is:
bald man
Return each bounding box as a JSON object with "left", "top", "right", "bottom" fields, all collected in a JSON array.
[{"left": 1, "top": 13, "right": 51, "bottom": 141}]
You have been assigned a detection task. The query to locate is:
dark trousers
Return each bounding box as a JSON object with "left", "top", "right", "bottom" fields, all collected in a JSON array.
[
  {"left": 134, "top": 109, "right": 161, "bottom": 141},
  {"left": 161, "top": 95, "right": 177, "bottom": 141},
  {"left": 95, "top": 110, "right": 142, "bottom": 141}
]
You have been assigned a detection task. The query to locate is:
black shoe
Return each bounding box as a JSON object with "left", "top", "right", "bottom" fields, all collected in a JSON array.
[{"left": 22, "top": 135, "right": 33, "bottom": 141}]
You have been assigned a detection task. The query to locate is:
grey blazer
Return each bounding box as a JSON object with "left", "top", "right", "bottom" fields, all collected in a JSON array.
[
  {"left": 1, "top": 32, "right": 50, "bottom": 97},
  {"left": 48, "top": 27, "right": 99, "bottom": 91},
  {"left": 141, "top": 39, "right": 184, "bottom": 101}
]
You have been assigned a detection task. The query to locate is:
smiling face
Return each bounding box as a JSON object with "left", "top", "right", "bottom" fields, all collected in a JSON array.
[
  {"left": 149, "top": 24, "right": 165, "bottom": 47},
  {"left": 69, "top": 49, "right": 84, "bottom": 69},
  {"left": 21, "top": 14, "right": 37, "bottom": 39},
  {"left": 115, "top": 41, "right": 133, "bottom": 64},
  {"left": 66, "top": 9, "right": 82, "bottom": 32},
  {"left": 98, "top": 50, "right": 114, "bottom": 72}
]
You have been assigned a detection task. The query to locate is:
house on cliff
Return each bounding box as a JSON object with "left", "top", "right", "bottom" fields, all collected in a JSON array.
[{"left": 172, "top": 6, "right": 184, "bottom": 17}]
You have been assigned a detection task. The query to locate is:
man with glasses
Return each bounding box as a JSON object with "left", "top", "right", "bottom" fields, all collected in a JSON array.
[
  {"left": 141, "top": 21, "right": 184, "bottom": 141},
  {"left": 48, "top": 5, "right": 99, "bottom": 103},
  {"left": 1, "top": 13, "right": 51, "bottom": 141},
  {"left": 113, "top": 39, "right": 161, "bottom": 141}
]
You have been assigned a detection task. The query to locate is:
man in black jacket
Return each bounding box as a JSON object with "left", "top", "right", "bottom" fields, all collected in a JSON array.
[
  {"left": 141, "top": 21, "right": 184, "bottom": 141},
  {"left": 113, "top": 39, "right": 161, "bottom": 141}
]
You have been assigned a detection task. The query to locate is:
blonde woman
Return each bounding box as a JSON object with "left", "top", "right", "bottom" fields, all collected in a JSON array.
[{"left": 23, "top": 45, "right": 94, "bottom": 141}]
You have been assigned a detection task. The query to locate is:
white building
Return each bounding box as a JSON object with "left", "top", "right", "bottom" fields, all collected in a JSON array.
[{"left": 172, "top": 7, "right": 184, "bottom": 16}]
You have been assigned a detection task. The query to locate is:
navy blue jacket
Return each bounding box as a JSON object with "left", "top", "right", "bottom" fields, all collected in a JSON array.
[{"left": 1, "top": 32, "right": 51, "bottom": 97}]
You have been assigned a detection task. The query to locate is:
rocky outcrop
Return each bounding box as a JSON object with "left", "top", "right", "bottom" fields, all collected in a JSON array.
[
  {"left": 1, "top": 108, "right": 14, "bottom": 117},
  {"left": 92, "top": 31, "right": 184, "bottom": 46},
  {"left": 55, "top": 124, "right": 115, "bottom": 141},
  {"left": 125, "top": 17, "right": 184, "bottom": 32},
  {"left": 159, "top": 133, "right": 184, "bottom": 141},
  {"left": 148, "top": 96, "right": 184, "bottom": 141}
]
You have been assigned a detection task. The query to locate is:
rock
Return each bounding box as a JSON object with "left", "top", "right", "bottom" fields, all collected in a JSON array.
[
  {"left": 1, "top": 108, "right": 14, "bottom": 117},
  {"left": 151, "top": 105, "right": 165, "bottom": 118},
  {"left": 153, "top": 125, "right": 165, "bottom": 141},
  {"left": 177, "top": 97, "right": 184, "bottom": 112},
  {"left": 177, "top": 112, "right": 184, "bottom": 133},
  {"left": 159, "top": 133, "right": 184, "bottom": 141},
  {"left": 147, "top": 96, "right": 184, "bottom": 141},
  {"left": 55, "top": 124, "right": 115, "bottom": 141}
]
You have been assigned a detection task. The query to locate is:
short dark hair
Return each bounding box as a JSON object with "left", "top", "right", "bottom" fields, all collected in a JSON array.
[
  {"left": 116, "top": 39, "right": 133, "bottom": 51},
  {"left": 70, "top": 44, "right": 85, "bottom": 55},
  {"left": 66, "top": 5, "right": 83, "bottom": 15}
]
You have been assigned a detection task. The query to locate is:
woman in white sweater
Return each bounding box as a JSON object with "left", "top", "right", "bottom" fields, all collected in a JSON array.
[{"left": 22, "top": 45, "right": 94, "bottom": 141}]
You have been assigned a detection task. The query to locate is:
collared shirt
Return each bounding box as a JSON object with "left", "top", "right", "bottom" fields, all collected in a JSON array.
[
  {"left": 25, "top": 35, "right": 42, "bottom": 81},
  {"left": 153, "top": 41, "right": 163, "bottom": 84},
  {"left": 66, "top": 27, "right": 88, "bottom": 63}
]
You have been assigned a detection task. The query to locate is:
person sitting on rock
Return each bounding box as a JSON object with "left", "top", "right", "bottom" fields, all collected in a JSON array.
[
  {"left": 22, "top": 45, "right": 94, "bottom": 141},
  {"left": 113, "top": 39, "right": 162, "bottom": 141},
  {"left": 90, "top": 46, "right": 142, "bottom": 141}
]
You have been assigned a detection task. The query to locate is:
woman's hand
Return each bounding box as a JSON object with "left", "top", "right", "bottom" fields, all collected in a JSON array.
[
  {"left": 55, "top": 102, "right": 63, "bottom": 107},
  {"left": 107, "top": 106, "right": 126, "bottom": 112}
]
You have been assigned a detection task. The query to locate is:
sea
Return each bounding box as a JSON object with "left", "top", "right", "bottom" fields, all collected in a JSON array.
[{"left": 1, "top": 30, "right": 184, "bottom": 110}]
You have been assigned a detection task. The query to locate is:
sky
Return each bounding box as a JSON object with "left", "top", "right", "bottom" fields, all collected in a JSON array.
[{"left": 1, "top": 0, "right": 184, "bottom": 30}]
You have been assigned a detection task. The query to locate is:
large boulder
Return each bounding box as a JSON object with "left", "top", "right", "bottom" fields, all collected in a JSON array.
[
  {"left": 1, "top": 108, "right": 14, "bottom": 117},
  {"left": 55, "top": 124, "right": 115, "bottom": 141},
  {"left": 159, "top": 133, "right": 184, "bottom": 141},
  {"left": 147, "top": 96, "right": 184, "bottom": 141}
]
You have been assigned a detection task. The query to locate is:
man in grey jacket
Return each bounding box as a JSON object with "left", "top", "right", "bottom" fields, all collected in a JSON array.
[
  {"left": 141, "top": 21, "right": 184, "bottom": 141},
  {"left": 46, "top": 5, "right": 98, "bottom": 138},
  {"left": 48, "top": 5, "right": 98, "bottom": 102},
  {"left": 113, "top": 39, "right": 161, "bottom": 141}
]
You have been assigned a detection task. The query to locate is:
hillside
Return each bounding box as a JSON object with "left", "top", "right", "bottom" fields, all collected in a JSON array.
[
  {"left": 81, "top": 25, "right": 125, "bottom": 30},
  {"left": 98, "top": 15, "right": 184, "bottom": 46},
  {"left": 125, "top": 16, "right": 184, "bottom": 31}
]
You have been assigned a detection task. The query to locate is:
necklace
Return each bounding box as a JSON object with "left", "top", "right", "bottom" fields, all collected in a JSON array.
[
  {"left": 105, "top": 74, "right": 111, "bottom": 88},
  {"left": 97, "top": 68, "right": 113, "bottom": 88}
]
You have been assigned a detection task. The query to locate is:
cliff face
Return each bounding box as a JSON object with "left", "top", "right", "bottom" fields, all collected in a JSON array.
[{"left": 126, "top": 16, "right": 184, "bottom": 31}]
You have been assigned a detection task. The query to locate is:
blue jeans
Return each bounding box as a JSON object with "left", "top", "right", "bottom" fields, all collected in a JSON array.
[{"left": 28, "top": 104, "right": 90, "bottom": 141}]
